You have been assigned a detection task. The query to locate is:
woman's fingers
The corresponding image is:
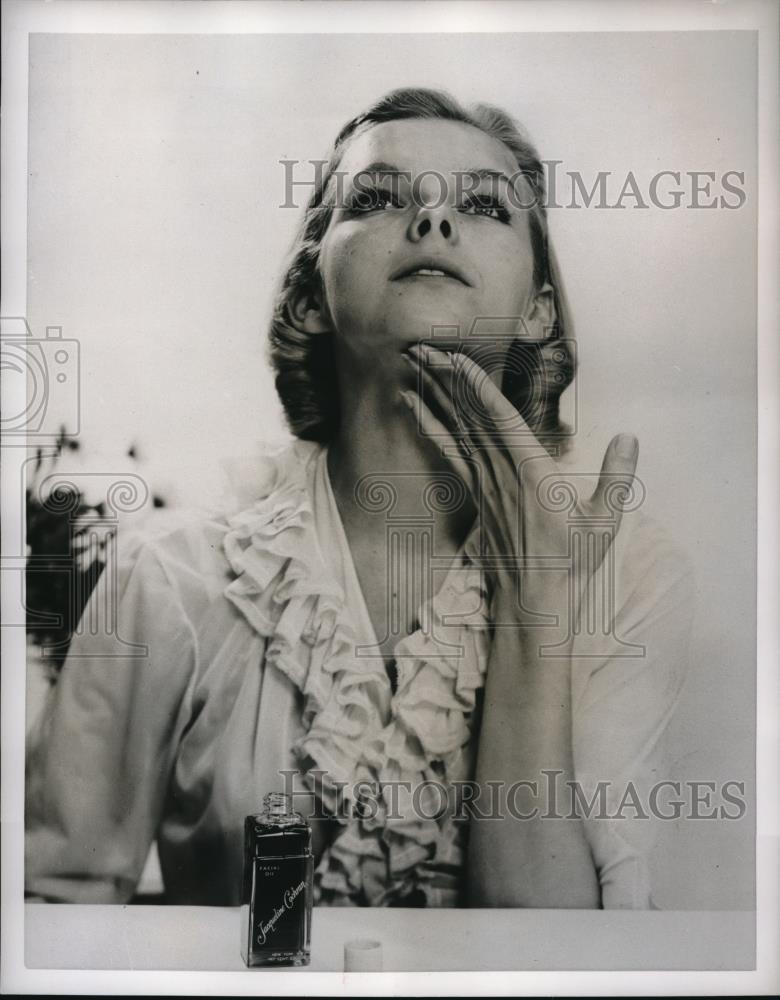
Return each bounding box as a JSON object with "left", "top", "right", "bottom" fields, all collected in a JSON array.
[
  {"left": 398, "top": 388, "right": 485, "bottom": 500},
  {"left": 410, "top": 343, "right": 505, "bottom": 442},
  {"left": 588, "top": 434, "right": 639, "bottom": 531},
  {"left": 403, "top": 350, "right": 477, "bottom": 452},
  {"left": 398, "top": 387, "right": 507, "bottom": 562},
  {"left": 405, "top": 348, "right": 514, "bottom": 513},
  {"left": 411, "top": 343, "right": 558, "bottom": 486}
]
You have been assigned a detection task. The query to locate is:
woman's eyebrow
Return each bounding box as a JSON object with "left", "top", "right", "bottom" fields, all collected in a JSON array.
[
  {"left": 463, "top": 167, "right": 515, "bottom": 186},
  {"left": 352, "top": 160, "right": 408, "bottom": 177}
]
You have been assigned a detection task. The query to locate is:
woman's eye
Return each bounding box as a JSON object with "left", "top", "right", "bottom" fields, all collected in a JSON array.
[
  {"left": 347, "top": 186, "right": 402, "bottom": 214},
  {"left": 460, "top": 193, "right": 511, "bottom": 224}
]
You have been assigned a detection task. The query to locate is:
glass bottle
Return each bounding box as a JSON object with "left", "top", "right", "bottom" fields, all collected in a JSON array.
[{"left": 240, "top": 792, "right": 313, "bottom": 967}]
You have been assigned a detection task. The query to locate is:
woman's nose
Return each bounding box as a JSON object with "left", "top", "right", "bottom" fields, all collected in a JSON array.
[{"left": 407, "top": 203, "right": 459, "bottom": 245}]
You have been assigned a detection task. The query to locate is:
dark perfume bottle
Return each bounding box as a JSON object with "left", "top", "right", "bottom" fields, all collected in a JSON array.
[{"left": 240, "top": 792, "right": 313, "bottom": 967}]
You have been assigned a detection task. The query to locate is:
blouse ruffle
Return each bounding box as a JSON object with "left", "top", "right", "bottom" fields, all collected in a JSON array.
[{"left": 223, "top": 440, "right": 492, "bottom": 906}]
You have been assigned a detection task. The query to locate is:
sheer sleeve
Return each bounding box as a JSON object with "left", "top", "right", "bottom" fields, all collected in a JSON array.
[
  {"left": 572, "top": 516, "right": 697, "bottom": 909},
  {"left": 25, "top": 535, "right": 198, "bottom": 903}
]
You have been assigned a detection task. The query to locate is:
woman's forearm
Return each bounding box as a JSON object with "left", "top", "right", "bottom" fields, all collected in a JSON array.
[{"left": 466, "top": 590, "right": 601, "bottom": 908}]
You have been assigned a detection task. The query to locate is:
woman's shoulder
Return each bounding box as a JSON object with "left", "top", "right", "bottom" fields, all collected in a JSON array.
[
  {"left": 614, "top": 508, "right": 696, "bottom": 618},
  {"left": 555, "top": 443, "right": 696, "bottom": 611},
  {"left": 116, "top": 438, "right": 323, "bottom": 601},
  {"left": 218, "top": 436, "right": 321, "bottom": 512}
]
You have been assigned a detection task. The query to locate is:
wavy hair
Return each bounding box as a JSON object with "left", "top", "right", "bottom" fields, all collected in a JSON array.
[{"left": 268, "top": 87, "right": 576, "bottom": 452}]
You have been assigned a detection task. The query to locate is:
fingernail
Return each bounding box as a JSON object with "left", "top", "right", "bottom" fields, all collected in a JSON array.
[{"left": 616, "top": 434, "right": 637, "bottom": 459}]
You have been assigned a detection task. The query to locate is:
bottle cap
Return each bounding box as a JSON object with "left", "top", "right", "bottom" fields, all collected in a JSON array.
[{"left": 344, "top": 938, "right": 383, "bottom": 972}]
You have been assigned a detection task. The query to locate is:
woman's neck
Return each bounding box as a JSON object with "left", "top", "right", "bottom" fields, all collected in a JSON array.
[{"left": 326, "top": 367, "right": 477, "bottom": 550}]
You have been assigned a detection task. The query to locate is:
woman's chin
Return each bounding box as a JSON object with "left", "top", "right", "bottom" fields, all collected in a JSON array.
[{"left": 380, "top": 301, "right": 474, "bottom": 348}]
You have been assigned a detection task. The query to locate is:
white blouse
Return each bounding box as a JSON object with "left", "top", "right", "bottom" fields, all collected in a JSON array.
[{"left": 25, "top": 438, "right": 696, "bottom": 908}]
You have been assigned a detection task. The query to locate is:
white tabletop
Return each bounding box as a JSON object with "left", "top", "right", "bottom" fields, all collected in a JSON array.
[{"left": 24, "top": 904, "right": 754, "bottom": 972}]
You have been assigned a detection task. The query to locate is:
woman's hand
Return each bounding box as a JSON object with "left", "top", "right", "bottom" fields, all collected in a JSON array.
[
  {"left": 401, "top": 341, "right": 640, "bottom": 628},
  {"left": 401, "top": 340, "right": 641, "bottom": 907}
]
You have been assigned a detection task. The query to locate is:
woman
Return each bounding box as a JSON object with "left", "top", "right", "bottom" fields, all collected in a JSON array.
[{"left": 25, "top": 88, "right": 695, "bottom": 909}]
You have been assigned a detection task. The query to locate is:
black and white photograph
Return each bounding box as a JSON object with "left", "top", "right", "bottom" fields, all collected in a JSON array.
[{"left": 2, "top": 0, "right": 778, "bottom": 994}]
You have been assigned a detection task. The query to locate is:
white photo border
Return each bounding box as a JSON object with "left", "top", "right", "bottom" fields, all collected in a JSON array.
[{"left": 2, "top": 0, "right": 777, "bottom": 995}]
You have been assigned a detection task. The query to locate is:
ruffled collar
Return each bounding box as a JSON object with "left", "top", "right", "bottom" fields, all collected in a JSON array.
[{"left": 223, "top": 439, "right": 492, "bottom": 905}]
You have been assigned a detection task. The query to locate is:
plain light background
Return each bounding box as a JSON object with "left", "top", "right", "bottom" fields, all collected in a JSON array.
[{"left": 26, "top": 31, "right": 757, "bottom": 910}]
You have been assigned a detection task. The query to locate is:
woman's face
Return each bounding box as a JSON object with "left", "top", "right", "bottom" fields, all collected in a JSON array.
[{"left": 314, "top": 118, "right": 540, "bottom": 361}]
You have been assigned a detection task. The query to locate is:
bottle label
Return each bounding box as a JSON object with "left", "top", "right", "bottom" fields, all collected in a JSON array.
[{"left": 251, "top": 857, "right": 308, "bottom": 953}]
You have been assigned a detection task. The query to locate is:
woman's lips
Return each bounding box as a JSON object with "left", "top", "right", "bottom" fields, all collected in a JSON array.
[
  {"left": 390, "top": 259, "right": 472, "bottom": 285},
  {"left": 396, "top": 271, "right": 464, "bottom": 284}
]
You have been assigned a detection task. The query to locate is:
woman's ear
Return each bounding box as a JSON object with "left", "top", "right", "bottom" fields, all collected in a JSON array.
[
  {"left": 288, "top": 281, "right": 333, "bottom": 335},
  {"left": 522, "top": 282, "right": 557, "bottom": 340}
]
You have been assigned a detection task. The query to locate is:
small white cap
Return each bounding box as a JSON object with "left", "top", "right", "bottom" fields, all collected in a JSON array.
[{"left": 344, "top": 938, "right": 383, "bottom": 972}]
